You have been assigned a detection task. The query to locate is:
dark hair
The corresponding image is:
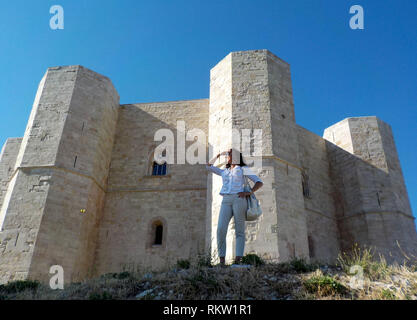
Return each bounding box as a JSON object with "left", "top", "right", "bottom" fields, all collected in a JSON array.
[{"left": 225, "top": 149, "right": 247, "bottom": 169}]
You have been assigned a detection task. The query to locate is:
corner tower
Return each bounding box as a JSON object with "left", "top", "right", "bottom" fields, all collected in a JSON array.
[
  {"left": 0, "top": 66, "right": 119, "bottom": 283},
  {"left": 206, "top": 50, "right": 309, "bottom": 263},
  {"left": 324, "top": 116, "right": 417, "bottom": 262}
]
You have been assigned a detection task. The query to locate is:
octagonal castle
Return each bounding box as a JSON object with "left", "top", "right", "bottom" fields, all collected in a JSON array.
[{"left": 0, "top": 50, "right": 416, "bottom": 284}]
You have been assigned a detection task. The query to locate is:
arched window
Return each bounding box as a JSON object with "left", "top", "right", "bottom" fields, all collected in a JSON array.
[
  {"left": 147, "top": 218, "right": 166, "bottom": 249},
  {"left": 152, "top": 161, "right": 167, "bottom": 176}
]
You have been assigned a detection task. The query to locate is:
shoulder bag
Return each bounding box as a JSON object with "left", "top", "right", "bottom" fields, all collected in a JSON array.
[{"left": 243, "top": 175, "right": 262, "bottom": 221}]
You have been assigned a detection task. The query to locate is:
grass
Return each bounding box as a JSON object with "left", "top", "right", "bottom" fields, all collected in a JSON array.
[
  {"left": 176, "top": 259, "right": 191, "bottom": 270},
  {"left": 0, "top": 280, "right": 40, "bottom": 294},
  {"left": 380, "top": 288, "right": 397, "bottom": 300},
  {"left": 88, "top": 291, "right": 114, "bottom": 300},
  {"left": 0, "top": 251, "right": 415, "bottom": 300},
  {"left": 184, "top": 269, "right": 221, "bottom": 296},
  {"left": 196, "top": 254, "right": 213, "bottom": 268},
  {"left": 289, "top": 258, "right": 317, "bottom": 273},
  {"left": 100, "top": 271, "right": 133, "bottom": 280},
  {"left": 337, "top": 244, "right": 391, "bottom": 281},
  {"left": 241, "top": 253, "right": 265, "bottom": 266},
  {"left": 303, "top": 271, "right": 347, "bottom": 297}
]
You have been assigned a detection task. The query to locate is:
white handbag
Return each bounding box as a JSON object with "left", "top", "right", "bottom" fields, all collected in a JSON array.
[{"left": 243, "top": 176, "right": 262, "bottom": 221}]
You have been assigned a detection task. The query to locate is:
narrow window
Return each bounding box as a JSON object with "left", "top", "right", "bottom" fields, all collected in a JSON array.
[
  {"left": 147, "top": 218, "right": 166, "bottom": 249},
  {"left": 302, "top": 171, "right": 311, "bottom": 198},
  {"left": 308, "top": 235, "right": 315, "bottom": 259},
  {"left": 154, "top": 224, "right": 163, "bottom": 245}
]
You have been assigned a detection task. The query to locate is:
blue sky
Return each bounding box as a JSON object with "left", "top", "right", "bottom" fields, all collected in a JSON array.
[{"left": 0, "top": 0, "right": 416, "bottom": 219}]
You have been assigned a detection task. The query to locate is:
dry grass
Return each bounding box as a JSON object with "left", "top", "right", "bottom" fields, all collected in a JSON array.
[{"left": 1, "top": 248, "right": 416, "bottom": 300}]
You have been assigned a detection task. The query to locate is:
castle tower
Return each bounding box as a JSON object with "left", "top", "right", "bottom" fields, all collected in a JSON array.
[
  {"left": 0, "top": 66, "right": 119, "bottom": 283},
  {"left": 0, "top": 138, "right": 22, "bottom": 210},
  {"left": 324, "top": 117, "right": 417, "bottom": 262},
  {"left": 206, "top": 50, "right": 309, "bottom": 263}
]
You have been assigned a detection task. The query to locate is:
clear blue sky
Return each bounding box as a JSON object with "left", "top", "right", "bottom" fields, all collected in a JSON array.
[{"left": 0, "top": 1, "right": 416, "bottom": 219}]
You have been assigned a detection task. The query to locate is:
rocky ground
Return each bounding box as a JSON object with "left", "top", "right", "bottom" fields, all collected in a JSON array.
[{"left": 1, "top": 252, "right": 416, "bottom": 300}]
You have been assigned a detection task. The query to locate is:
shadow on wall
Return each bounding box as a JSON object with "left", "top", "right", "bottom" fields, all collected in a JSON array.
[
  {"left": 325, "top": 140, "right": 417, "bottom": 264},
  {"left": 93, "top": 101, "right": 211, "bottom": 277}
]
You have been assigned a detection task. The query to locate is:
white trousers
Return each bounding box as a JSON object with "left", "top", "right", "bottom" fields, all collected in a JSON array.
[{"left": 217, "top": 193, "right": 247, "bottom": 258}]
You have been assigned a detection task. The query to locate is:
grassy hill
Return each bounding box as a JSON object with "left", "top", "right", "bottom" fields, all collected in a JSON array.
[{"left": 1, "top": 248, "right": 416, "bottom": 300}]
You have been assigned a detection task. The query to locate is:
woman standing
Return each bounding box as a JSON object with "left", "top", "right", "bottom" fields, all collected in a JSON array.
[{"left": 206, "top": 149, "right": 263, "bottom": 265}]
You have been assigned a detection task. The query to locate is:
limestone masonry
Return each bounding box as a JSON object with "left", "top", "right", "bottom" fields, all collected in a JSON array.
[{"left": 0, "top": 49, "right": 416, "bottom": 284}]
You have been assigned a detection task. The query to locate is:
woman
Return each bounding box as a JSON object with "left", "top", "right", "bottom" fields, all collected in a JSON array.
[{"left": 206, "top": 149, "right": 263, "bottom": 265}]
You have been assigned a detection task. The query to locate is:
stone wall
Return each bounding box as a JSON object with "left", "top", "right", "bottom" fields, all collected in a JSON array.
[
  {"left": 297, "top": 126, "right": 340, "bottom": 263},
  {"left": 324, "top": 117, "right": 417, "bottom": 262},
  {"left": 206, "top": 52, "right": 234, "bottom": 263},
  {"left": 207, "top": 50, "right": 310, "bottom": 263},
  {"left": 0, "top": 138, "right": 22, "bottom": 215},
  {"left": 0, "top": 65, "right": 119, "bottom": 283},
  {"left": 0, "top": 68, "right": 72, "bottom": 283},
  {"left": 94, "top": 99, "right": 210, "bottom": 275},
  {"left": 266, "top": 51, "right": 309, "bottom": 261},
  {"left": 1, "top": 49, "right": 415, "bottom": 284}
]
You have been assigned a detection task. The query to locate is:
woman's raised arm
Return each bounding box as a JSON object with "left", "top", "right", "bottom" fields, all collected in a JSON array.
[
  {"left": 206, "top": 151, "right": 225, "bottom": 176},
  {"left": 207, "top": 152, "right": 220, "bottom": 166}
]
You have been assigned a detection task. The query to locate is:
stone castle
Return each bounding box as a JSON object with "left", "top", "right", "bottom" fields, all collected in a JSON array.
[{"left": 0, "top": 49, "right": 416, "bottom": 284}]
